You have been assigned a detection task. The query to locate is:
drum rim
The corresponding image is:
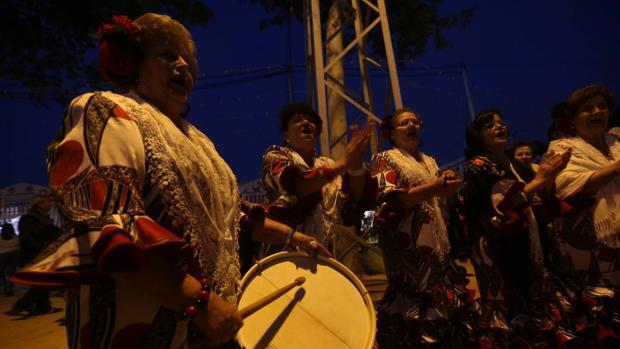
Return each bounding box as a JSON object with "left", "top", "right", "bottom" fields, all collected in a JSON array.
[{"left": 237, "top": 251, "right": 376, "bottom": 349}]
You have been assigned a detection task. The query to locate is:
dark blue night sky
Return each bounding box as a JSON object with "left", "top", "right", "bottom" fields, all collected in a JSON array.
[{"left": 1, "top": 0, "right": 619, "bottom": 188}]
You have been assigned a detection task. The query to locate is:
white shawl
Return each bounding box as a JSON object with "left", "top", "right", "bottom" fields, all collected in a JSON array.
[
  {"left": 383, "top": 148, "right": 451, "bottom": 258},
  {"left": 286, "top": 148, "right": 343, "bottom": 245},
  {"left": 549, "top": 132, "right": 620, "bottom": 248},
  {"left": 106, "top": 92, "right": 242, "bottom": 303}
]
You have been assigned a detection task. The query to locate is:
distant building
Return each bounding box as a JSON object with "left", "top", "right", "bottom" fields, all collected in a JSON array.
[
  {"left": 0, "top": 182, "right": 60, "bottom": 232},
  {"left": 1, "top": 180, "right": 268, "bottom": 232},
  {"left": 239, "top": 178, "right": 266, "bottom": 204}
]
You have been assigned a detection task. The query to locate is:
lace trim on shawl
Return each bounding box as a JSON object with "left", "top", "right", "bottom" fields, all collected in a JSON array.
[
  {"left": 105, "top": 92, "right": 241, "bottom": 303},
  {"left": 381, "top": 148, "right": 451, "bottom": 259},
  {"left": 273, "top": 145, "right": 343, "bottom": 244}
]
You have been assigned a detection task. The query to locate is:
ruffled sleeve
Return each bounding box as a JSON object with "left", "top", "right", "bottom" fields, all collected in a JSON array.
[
  {"left": 370, "top": 152, "right": 409, "bottom": 207},
  {"left": 261, "top": 146, "right": 323, "bottom": 226},
  {"left": 12, "top": 92, "right": 188, "bottom": 288},
  {"left": 463, "top": 156, "right": 531, "bottom": 239},
  {"left": 490, "top": 179, "right": 531, "bottom": 233},
  {"left": 369, "top": 152, "right": 411, "bottom": 228}
]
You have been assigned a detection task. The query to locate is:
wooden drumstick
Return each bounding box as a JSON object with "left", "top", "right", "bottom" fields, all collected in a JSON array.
[{"left": 239, "top": 276, "right": 306, "bottom": 319}]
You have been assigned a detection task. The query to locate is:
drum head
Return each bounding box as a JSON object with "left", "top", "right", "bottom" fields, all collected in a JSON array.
[{"left": 237, "top": 252, "right": 376, "bottom": 349}]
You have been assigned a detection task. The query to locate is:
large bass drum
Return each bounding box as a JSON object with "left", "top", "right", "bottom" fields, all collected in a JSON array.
[{"left": 236, "top": 251, "right": 376, "bottom": 349}]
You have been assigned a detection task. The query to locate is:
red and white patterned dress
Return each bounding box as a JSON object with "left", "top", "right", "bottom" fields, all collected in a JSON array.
[
  {"left": 261, "top": 145, "right": 376, "bottom": 253},
  {"left": 13, "top": 91, "right": 255, "bottom": 349},
  {"left": 371, "top": 148, "right": 478, "bottom": 348}
]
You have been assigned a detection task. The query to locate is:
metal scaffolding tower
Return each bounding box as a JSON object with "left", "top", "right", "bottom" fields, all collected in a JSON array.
[{"left": 304, "top": 0, "right": 403, "bottom": 156}]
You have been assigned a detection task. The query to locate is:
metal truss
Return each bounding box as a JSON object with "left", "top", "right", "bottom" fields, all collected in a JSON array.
[{"left": 304, "top": 0, "right": 403, "bottom": 156}]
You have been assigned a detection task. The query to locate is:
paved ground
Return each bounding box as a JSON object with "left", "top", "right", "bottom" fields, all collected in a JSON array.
[
  {"left": 455, "top": 257, "right": 480, "bottom": 300},
  {"left": 0, "top": 260, "right": 478, "bottom": 349},
  {"left": 0, "top": 285, "right": 67, "bottom": 349}
]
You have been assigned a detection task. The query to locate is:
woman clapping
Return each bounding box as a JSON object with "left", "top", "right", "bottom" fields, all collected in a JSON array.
[{"left": 371, "top": 108, "right": 478, "bottom": 348}]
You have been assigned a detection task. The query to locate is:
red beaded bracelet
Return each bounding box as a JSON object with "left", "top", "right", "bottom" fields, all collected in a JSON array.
[{"left": 176, "top": 277, "right": 210, "bottom": 320}]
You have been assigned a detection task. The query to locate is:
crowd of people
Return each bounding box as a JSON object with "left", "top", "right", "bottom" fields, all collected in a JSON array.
[{"left": 4, "top": 12, "right": 620, "bottom": 349}]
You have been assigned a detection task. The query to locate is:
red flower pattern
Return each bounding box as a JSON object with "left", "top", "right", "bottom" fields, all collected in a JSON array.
[
  {"left": 472, "top": 158, "right": 486, "bottom": 167},
  {"left": 385, "top": 170, "right": 397, "bottom": 185}
]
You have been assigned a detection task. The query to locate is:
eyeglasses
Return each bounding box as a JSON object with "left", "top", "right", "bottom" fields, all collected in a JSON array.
[
  {"left": 396, "top": 118, "right": 422, "bottom": 128},
  {"left": 483, "top": 120, "right": 507, "bottom": 130},
  {"left": 290, "top": 115, "right": 315, "bottom": 125}
]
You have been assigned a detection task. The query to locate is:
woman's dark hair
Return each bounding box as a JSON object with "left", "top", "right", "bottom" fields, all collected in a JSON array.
[
  {"left": 380, "top": 107, "right": 421, "bottom": 146},
  {"left": 97, "top": 13, "right": 198, "bottom": 91},
  {"left": 551, "top": 101, "right": 570, "bottom": 120},
  {"left": 565, "top": 84, "right": 615, "bottom": 117},
  {"left": 553, "top": 84, "right": 616, "bottom": 137},
  {"left": 279, "top": 102, "right": 323, "bottom": 134},
  {"left": 548, "top": 102, "right": 571, "bottom": 140},
  {"left": 380, "top": 107, "right": 417, "bottom": 131},
  {"left": 1, "top": 223, "right": 16, "bottom": 240},
  {"left": 465, "top": 108, "right": 502, "bottom": 159}
]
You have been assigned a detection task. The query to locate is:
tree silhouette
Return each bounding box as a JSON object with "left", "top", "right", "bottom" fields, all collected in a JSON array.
[
  {"left": 0, "top": 0, "right": 213, "bottom": 105},
  {"left": 0, "top": 1, "right": 476, "bottom": 106},
  {"left": 242, "top": 0, "right": 477, "bottom": 63}
]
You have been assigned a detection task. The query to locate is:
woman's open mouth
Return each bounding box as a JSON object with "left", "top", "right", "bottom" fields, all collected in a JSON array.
[
  {"left": 589, "top": 116, "right": 605, "bottom": 125},
  {"left": 169, "top": 75, "right": 187, "bottom": 91}
]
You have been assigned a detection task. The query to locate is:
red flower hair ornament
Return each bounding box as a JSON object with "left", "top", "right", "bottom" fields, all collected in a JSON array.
[{"left": 93, "top": 15, "right": 141, "bottom": 84}]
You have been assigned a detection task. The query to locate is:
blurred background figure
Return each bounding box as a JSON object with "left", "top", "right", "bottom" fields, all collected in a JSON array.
[
  {"left": 509, "top": 140, "right": 557, "bottom": 265},
  {"left": 0, "top": 223, "right": 20, "bottom": 297},
  {"left": 511, "top": 141, "right": 540, "bottom": 179},
  {"left": 8, "top": 194, "right": 60, "bottom": 315}
]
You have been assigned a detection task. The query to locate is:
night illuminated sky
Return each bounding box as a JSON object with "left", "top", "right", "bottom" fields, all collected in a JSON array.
[{"left": 1, "top": 0, "right": 619, "bottom": 188}]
